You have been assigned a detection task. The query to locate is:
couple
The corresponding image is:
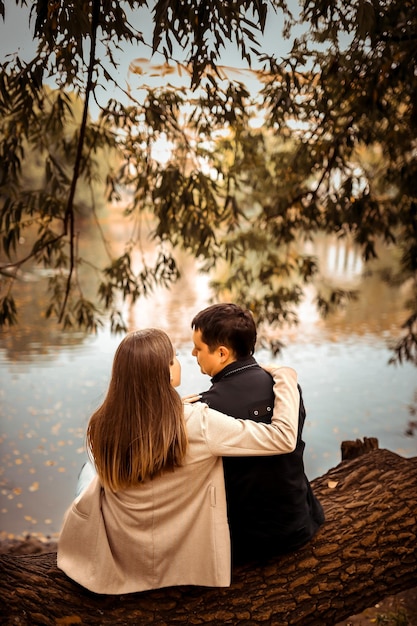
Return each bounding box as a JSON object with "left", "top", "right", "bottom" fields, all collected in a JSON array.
[{"left": 57, "top": 303, "right": 324, "bottom": 594}]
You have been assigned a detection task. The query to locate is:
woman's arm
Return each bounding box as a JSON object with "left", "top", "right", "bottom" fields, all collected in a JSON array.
[{"left": 201, "top": 366, "right": 299, "bottom": 456}]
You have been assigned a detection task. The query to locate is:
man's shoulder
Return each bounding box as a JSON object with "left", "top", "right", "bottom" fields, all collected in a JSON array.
[{"left": 201, "top": 360, "right": 274, "bottom": 418}]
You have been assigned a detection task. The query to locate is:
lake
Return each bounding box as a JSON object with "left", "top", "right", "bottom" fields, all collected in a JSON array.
[{"left": 1, "top": 234, "right": 416, "bottom": 541}]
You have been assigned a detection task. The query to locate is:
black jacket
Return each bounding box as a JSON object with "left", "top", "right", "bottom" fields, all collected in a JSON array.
[{"left": 200, "top": 356, "right": 324, "bottom": 564}]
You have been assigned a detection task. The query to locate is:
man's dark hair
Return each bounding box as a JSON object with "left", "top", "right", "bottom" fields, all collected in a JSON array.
[{"left": 191, "top": 303, "right": 256, "bottom": 358}]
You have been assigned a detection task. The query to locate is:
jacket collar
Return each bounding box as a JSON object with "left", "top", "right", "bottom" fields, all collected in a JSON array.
[{"left": 211, "top": 356, "right": 258, "bottom": 383}]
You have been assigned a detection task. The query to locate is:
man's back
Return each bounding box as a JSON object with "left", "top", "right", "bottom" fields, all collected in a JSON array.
[{"left": 200, "top": 356, "right": 324, "bottom": 564}]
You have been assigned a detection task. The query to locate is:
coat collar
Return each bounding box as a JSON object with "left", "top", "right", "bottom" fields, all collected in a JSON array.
[{"left": 210, "top": 356, "right": 258, "bottom": 383}]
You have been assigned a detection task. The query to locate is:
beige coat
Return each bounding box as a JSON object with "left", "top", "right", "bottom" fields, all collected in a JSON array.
[{"left": 57, "top": 367, "right": 299, "bottom": 594}]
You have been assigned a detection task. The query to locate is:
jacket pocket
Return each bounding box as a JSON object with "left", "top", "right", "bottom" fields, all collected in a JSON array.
[{"left": 71, "top": 502, "right": 89, "bottom": 520}]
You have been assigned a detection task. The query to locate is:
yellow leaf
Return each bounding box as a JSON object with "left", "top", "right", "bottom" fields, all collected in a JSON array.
[{"left": 51, "top": 423, "right": 62, "bottom": 435}]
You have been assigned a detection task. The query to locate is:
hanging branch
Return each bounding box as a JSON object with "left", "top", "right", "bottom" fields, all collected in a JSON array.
[{"left": 58, "top": 0, "right": 101, "bottom": 323}]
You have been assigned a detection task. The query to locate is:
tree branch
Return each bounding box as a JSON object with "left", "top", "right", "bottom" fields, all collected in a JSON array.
[
  {"left": 1, "top": 446, "right": 416, "bottom": 625},
  {"left": 58, "top": 0, "right": 100, "bottom": 323}
]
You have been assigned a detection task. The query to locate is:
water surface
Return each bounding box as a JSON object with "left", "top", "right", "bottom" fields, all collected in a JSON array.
[{"left": 1, "top": 238, "right": 416, "bottom": 539}]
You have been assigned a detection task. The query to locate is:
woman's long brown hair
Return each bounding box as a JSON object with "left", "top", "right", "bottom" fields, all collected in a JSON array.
[{"left": 87, "top": 329, "right": 187, "bottom": 491}]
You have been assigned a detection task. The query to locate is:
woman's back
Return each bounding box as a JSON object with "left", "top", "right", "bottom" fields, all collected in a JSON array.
[{"left": 58, "top": 402, "right": 230, "bottom": 594}]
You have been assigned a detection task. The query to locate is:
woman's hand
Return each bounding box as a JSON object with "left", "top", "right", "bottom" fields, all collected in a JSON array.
[{"left": 182, "top": 393, "right": 202, "bottom": 404}]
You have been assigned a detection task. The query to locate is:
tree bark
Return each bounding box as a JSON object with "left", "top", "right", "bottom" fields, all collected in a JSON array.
[
  {"left": 1, "top": 447, "right": 416, "bottom": 626},
  {"left": 341, "top": 436, "right": 379, "bottom": 460}
]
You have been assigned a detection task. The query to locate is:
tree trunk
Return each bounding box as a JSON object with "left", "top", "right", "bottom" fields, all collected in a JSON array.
[{"left": 1, "top": 447, "right": 416, "bottom": 626}]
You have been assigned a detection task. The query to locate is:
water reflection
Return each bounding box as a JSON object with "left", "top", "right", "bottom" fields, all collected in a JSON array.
[
  {"left": 1, "top": 221, "right": 416, "bottom": 540},
  {"left": 313, "top": 234, "right": 363, "bottom": 282}
]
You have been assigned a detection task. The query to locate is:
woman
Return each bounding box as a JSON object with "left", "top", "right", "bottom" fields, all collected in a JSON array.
[{"left": 57, "top": 328, "right": 299, "bottom": 594}]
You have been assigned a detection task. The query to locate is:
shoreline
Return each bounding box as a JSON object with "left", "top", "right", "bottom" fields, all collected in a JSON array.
[{"left": 0, "top": 532, "right": 58, "bottom": 555}]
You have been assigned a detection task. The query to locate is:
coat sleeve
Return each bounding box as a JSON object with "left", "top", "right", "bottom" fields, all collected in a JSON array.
[{"left": 201, "top": 366, "right": 299, "bottom": 456}]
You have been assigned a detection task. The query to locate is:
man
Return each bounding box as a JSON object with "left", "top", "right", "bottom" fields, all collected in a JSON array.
[{"left": 191, "top": 302, "right": 324, "bottom": 564}]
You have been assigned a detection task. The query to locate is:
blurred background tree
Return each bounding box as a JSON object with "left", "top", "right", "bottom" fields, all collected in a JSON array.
[{"left": 0, "top": 0, "right": 416, "bottom": 365}]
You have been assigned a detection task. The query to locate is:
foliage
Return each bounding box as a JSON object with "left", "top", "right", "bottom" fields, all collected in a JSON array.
[{"left": 0, "top": 0, "right": 416, "bottom": 365}]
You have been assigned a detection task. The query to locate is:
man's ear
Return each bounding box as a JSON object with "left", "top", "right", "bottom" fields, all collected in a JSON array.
[{"left": 218, "top": 345, "right": 230, "bottom": 363}]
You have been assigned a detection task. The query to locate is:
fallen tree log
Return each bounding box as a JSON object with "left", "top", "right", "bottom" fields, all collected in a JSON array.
[{"left": 1, "top": 446, "right": 416, "bottom": 626}]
